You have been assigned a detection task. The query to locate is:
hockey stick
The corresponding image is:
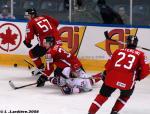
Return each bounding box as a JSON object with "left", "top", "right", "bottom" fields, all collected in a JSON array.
[
  {"left": 9, "top": 80, "right": 37, "bottom": 90},
  {"left": 9, "top": 75, "right": 101, "bottom": 90},
  {"left": 104, "top": 31, "right": 125, "bottom": 45},
  {"left": 24, "top": 59, "right": 44, "bottom": 76},
  {"left": 136, "top": 46, "right": 150, "bottom": 51},
  {"left": 24, "top": 59, "right": 102, "bottom": 80},
  {"left": 8, "top": 74, "right": 101, "bottom": 90},
  {"left": 68, "top": 76, "right": 101, "bottom": 80},
  {"left": 104, "top": 31, "right": 150, "bottom": 51},
  {"left": 24, "top": 59, "right": 34, "bottom": 67}
]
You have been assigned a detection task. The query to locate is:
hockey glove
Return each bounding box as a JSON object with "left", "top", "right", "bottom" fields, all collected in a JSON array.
[
  {"left": 61, "top": 85, "right": 73, "bottom": 95},
  {"left": 23, "top": 40, "right": 32, "bottom": 48},
  {"left": 37, "top": 75, "right": 48, "bottom": 87}
]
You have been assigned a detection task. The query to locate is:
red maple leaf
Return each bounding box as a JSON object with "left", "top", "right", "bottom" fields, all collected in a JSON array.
[{"left": 0, "top": 27, "right": 18, "bottom": 45}]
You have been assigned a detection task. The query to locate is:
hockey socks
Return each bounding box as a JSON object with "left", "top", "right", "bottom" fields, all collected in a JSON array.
[
  {"left": 32, "top": 57, "right": 43, "bottom": 69},
  {"left": 29, "top": 50, "right": 43, "bottom": 69},
  {"left": 111, "top": 96, "right": 130, "bottom": 113},
  {"left": 88, "top": 94, "right": 108, "bottom": 114}
]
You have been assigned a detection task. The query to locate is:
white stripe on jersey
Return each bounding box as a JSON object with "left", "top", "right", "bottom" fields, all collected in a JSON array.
[
  {"left": 60, "top": 59, "right": 71, "bottom": 66},
  {"left": 47, "top": 62, "right": 50, "bottom": 70}
]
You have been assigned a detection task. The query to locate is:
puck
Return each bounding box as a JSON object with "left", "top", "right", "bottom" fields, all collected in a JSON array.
[{"left": 14, "top": 63, "right": 17, "bottom": 67}]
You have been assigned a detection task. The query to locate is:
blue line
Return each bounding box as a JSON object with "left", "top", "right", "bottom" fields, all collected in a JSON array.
[{"left": 1, "top": 19, "right": 150, "bottom": 29}]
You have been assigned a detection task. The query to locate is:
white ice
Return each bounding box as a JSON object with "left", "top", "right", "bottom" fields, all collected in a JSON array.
[{"left": 0, "top": 66, "right": 150, "bottom": 114}]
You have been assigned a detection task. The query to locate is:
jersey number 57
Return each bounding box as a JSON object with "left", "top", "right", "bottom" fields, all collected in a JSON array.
[{"left": 37, "top": 19, "right": 52, "bottom": 32}]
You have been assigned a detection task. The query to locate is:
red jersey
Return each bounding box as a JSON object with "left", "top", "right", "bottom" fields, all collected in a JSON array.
[
  {"left": 105, "top": 48, "right": 150, "bottom": 90},
  {"left": 25, "top": 15, "right": 61, "bottom": 46},
  {"left": 44, "top": 45, "right": 82, "bottom": 76}
]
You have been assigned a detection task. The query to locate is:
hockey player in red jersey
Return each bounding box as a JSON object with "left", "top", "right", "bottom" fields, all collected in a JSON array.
[
  {"left": 23, "top": 8, "right": 61, "bottom": 75},
  {"left": 88, "top": 35, "right": 150, "bottom": 114},
  {"left": 36, "top": 36, "right": 103, "bottom": 94}
]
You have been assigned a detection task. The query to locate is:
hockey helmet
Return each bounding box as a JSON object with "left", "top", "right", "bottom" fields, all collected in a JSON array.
[
  {"left": 126, "top": 35, "right": 138, "bottom": 49},
  {"left": 45, "top": 36, "right": 55, "bottom": 47},
  {"left": 25, "top": 8, "right": 37, "bottom": 17}
]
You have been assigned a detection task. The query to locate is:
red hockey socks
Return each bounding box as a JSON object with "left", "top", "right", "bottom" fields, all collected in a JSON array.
[
  {"left": 29, "top": 51, "right": 43, "bottom": 69},
  {"left": 111, "top": 96, "right": 130, "bottom": 112},
  {"left": 33, "top": 58, "right": 43, "bottom": 69},
  {"left": 88, "top": 94, "right": 108, "bottom": 114}
]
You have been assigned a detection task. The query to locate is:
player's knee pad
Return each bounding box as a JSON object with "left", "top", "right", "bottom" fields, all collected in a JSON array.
[{"left": 61, "top": 85, "right": 73, "bottom": 95}]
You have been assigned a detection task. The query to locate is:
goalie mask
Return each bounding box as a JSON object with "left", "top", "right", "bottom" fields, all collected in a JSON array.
[{"left": 126, "top": 35, "right": 138, "bottom": 49}]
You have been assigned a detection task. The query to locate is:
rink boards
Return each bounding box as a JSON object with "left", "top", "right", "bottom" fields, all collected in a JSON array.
[{"left": 0, "top": 20, "right": 150, "bottom": 71}]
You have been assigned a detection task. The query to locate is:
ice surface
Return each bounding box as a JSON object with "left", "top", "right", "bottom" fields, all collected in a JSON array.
[{"left": 0, "top": 66, "right": 150, "bottom": 114}]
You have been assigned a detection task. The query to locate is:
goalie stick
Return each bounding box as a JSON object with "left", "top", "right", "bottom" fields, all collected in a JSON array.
[
  {"left": 9, "top": 80, "right": 37, "bottom": 90},
  {"left": 104, "top": 31, "right": 150, "bottom": 51}
]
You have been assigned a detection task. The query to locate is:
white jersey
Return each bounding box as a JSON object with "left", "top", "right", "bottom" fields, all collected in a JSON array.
[
  {"left": 66, "top": 78, "right": 92, "bottom": 93},
  {"left": 61, "top": 67, "right": 92, "bottom": 93}
]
